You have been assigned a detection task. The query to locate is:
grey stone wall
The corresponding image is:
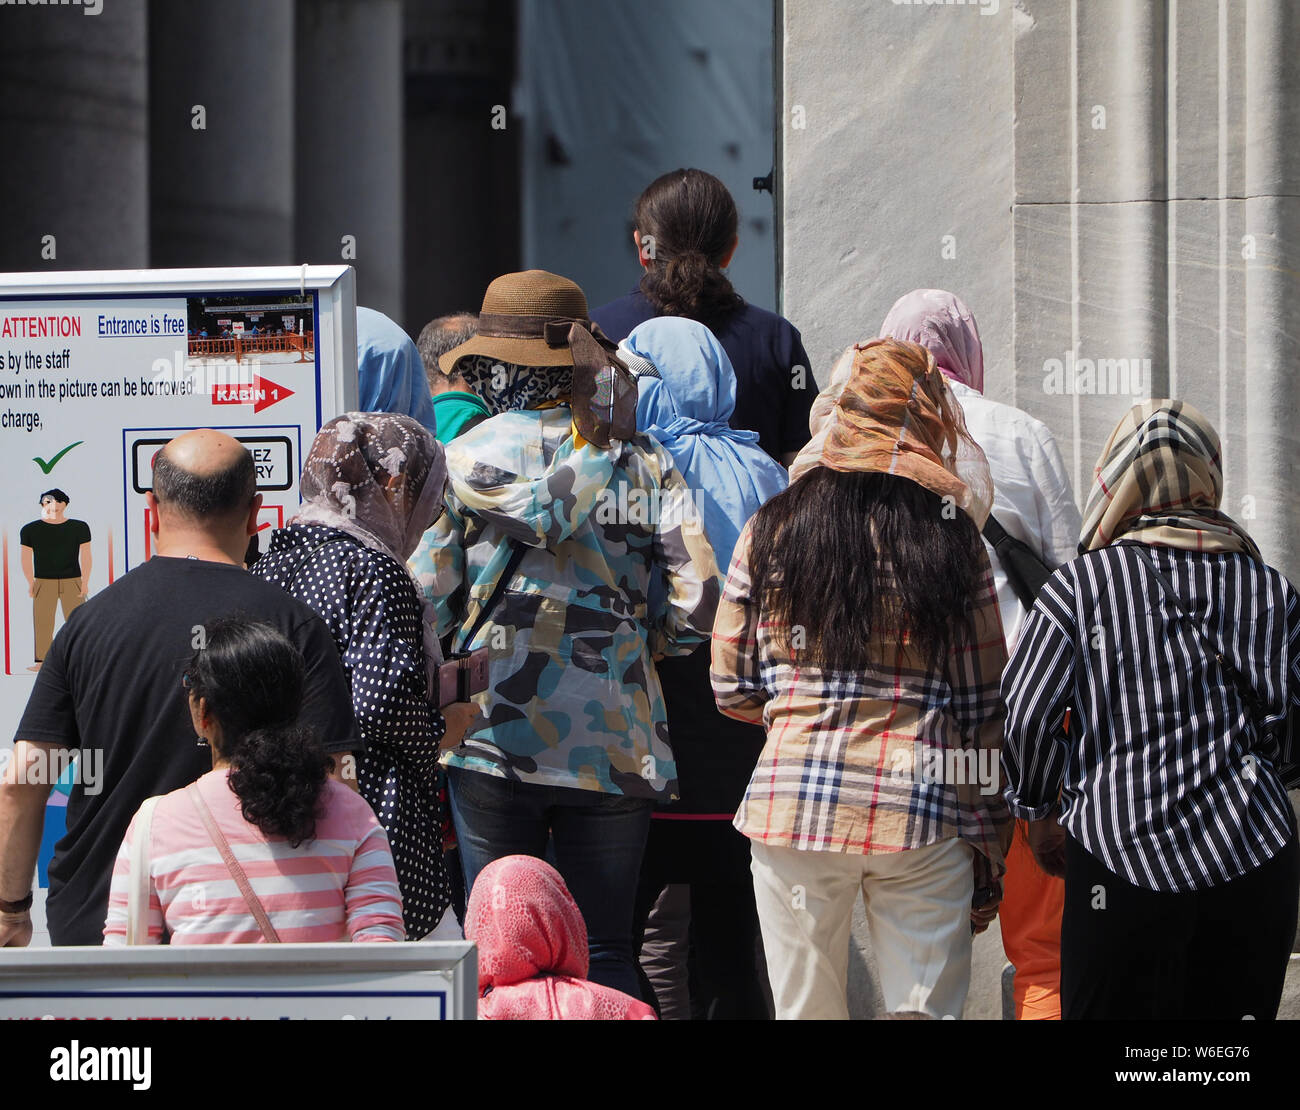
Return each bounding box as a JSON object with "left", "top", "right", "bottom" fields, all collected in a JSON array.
[
  {"left": 779, "top": 0, "right": 1014, "bottom": 404},
  {"left": 781, "top": 0, "right": 1300, "bottom": 581},
  {"left": 780, "top": 0, "right": 1300, "bottom": 1019}
]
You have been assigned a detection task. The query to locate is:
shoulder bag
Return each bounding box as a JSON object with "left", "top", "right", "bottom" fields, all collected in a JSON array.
[
  {"left": 188, "top": 785, "right": 281, "bottom": 942},
  {"left": 125, "top": 795, "right": 162, "bottom": 945}
]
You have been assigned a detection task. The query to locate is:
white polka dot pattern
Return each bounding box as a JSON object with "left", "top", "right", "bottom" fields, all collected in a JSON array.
[{"left": 252, "top": 523, "right": 451, "bottom": 937}]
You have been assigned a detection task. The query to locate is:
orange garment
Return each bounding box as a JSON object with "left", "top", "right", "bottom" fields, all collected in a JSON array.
[
  {"left": 820, "top": 338, "right": 994, "bottom": 528},
  {"left": 999, "top": 820, "right": 1064, "bottom": 1020}
]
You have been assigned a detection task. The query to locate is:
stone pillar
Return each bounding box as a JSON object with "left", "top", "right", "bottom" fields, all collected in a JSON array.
[
  {"left": 1013, "top": 0, "right": 1175, "bottom": 502},
  {"left": 1012, "top": 0, "right": 1299, "bottom": 578},
  {"left": 1242, "top": 0, "right": 1300, "bottom": 577},
  {"left": 778, "top": 0, "right": 1015, "bottom": 400},
  {"left": 402, "top": 0, "right": 518, "bottom": 334},
  {"left": 295, "top": 0, "right": 404, "bottom": 320},
  {"left": 0, "top": 0, "right": 148, "bottom": 270},
  {"left": 148, "top": 0, "right": 296, "bottom": 267}
]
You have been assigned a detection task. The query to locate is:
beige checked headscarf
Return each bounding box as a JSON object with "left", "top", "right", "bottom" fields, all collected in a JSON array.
[
  {"left": 806, "top": 338, "right": 993, "bottom": 527},
  {"left": 1080, "top": 400, "right": 1260, "bottom": 558}
]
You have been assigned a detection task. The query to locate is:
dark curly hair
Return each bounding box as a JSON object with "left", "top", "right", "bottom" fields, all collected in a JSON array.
[
  {"left": 184, "top": 618, "right": 330, "bottom": 847},
  {"left": 634, "top": 168, "right": 745, "bottom": 322}
]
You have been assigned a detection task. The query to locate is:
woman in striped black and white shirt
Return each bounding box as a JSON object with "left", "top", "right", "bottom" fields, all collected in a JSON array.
[
  {"left": 1002, "top": 401, "right": 1299, "bottom": 1019},
  {"left": 104, "top": 618, "right": 405, "bottom": 945}
]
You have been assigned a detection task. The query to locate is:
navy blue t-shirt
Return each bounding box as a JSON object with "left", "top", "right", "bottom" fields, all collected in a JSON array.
[{"left": 592, "top": 289, "right": 814, "bottom": 461}]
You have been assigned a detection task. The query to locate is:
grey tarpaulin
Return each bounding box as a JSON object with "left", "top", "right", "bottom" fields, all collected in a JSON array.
[{"left": 516, "top": 0, "right": 777, "bottom": 313}]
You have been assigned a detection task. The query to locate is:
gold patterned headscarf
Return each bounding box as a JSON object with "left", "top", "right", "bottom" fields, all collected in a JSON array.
[
  {"left": 814, "top": 338, "right": 993, "bottom": 527},
  {"left": 788, "top": 344, "right": 856, "bottom": 483},
  {"left": 1080, "top": 400, "right": 1260, "bottom": 558}
]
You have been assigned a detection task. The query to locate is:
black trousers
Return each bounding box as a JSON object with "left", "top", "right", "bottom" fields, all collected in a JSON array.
[
  {"left": 632, "top": 819, "right": 771, "bottom": 1020},
  {"left": 1060, "top": 833, "right": 1299, "bottom": 1020}
]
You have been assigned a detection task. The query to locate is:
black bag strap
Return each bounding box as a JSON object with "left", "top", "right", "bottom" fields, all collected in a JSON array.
[
  {"left": 980, "top": 513, "right": 1052, "bottom": 609},
  {"left": 980, "top": 513, "right": 1011, "bottom": 546},
  {"left": 459, "top": 541, "right": 528, "bottom": 650},
  {"left": 1129, "top": 544, "right": 1266, "bottom": 720}
]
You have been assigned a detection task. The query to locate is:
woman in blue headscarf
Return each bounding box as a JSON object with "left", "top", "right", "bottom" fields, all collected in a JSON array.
[
  {"left": 627, "top": 319, "right": 787, "bottom": 573},
  {"left": 620, "top": 316, "right": 787, "bottom": 1019},
  {"left": 357, "top": 307, "right": 438, "bottom": 437}
]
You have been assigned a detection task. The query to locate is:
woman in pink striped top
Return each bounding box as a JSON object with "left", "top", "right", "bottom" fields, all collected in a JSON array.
[{"left": 104, "top": 618, "right": 405, "bottom": 944}]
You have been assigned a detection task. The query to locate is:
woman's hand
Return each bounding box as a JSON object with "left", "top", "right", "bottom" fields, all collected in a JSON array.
[
  {"left": 440, "top": 701, "right": 483, "bottom": 751},
  {"left": 970, "top": 852, "right": 1003, "bottom": 935},
  {"left": 970, "top": 887, "right": 1002, "bottom": 935},
  {"left": 1028, "top": 816, "right": 1067, "bottom": 878}
]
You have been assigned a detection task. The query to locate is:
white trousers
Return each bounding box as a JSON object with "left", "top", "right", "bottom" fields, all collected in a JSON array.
[{"left": 750, "top": 837, "right": 975, "bottom": 1020}]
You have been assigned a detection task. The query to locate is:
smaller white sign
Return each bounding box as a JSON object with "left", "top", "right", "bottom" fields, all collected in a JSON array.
[
  {"left": 132, "top": 433, "right": 294, "bottom": 493},
  {"left": 0, "top": 942, "right": 477, "bottom": 1020}
]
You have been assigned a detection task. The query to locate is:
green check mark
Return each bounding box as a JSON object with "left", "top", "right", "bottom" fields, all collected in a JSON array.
[{"left": 33, "top": 441, "right": 84, "bottom": 474}]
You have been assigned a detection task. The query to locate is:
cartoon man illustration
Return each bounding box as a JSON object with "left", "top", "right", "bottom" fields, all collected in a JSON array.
[{"left": 20, "top": 489, "right": 92, "bottom": 671}]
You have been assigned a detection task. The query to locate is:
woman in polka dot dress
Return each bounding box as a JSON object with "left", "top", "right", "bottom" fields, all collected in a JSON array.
[{"left": 253, "top": 412, "right": 468, "bottom": 938}]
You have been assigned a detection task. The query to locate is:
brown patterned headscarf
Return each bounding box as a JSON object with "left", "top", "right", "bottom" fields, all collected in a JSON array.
[
  {"left": 1080, "top": 400, "right": 1260, "bottom": 558},
  {"left": 292, "top": 412, "right": 449, "bottom": 690},
  {"left": 817, "top": 338, "right": 994, "bottom": 526},
  {"left": 294, "top": 412, "right": 447, "bottom": 563}
]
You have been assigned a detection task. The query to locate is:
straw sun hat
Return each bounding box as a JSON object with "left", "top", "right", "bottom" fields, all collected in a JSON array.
[
  {"left": 439, "top": 269, "right": 594, "bottom": 374},
  {"left": 440, "top": 269, "right": 637, "bottom": 448}
]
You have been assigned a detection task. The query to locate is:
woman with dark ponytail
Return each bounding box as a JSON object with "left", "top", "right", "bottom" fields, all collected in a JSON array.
[
  {"left": 104, "top": 618, "right": 404, "bottom": 944},
  {"left": 592, "top": 168, "right": 814, "bottom": 466}
]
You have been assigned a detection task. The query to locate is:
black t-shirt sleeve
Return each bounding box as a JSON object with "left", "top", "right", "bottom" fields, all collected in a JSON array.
[
  {"left": 73, "top": 520, "right": 91, "bottom": 544},
  {"left": 18, "top": 522, "right": 35, "bottom": 548},
  {"left": 14, "top": 631, "right": 78, "bottom": 746},
  {"left": 781, "top": 325, "right": 816, "bottom": 454},
  {"left": 292, "top": 611, "right": 364, "bottom": 754}
]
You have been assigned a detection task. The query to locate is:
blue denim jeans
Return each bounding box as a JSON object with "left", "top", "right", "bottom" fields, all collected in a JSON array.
[{"left": 447, "top": 766, "right": 653, "bottom": 999}]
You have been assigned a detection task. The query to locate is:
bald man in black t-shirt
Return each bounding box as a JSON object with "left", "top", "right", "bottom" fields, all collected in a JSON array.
[{"left": 0, "top": 430, "right": 363, "bottom": 946}]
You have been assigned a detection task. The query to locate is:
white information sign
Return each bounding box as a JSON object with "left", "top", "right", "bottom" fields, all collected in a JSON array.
[
  {"left": 0, "top": 265, "right": 356, "bottom": 727},
  {"left": 0, "top": 943, "right": 477, "bottom": 1020},
  {"left": 0, "top": 266, "right": 358, "bottom": 932}
]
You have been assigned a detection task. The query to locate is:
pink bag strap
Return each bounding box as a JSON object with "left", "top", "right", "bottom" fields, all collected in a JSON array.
[{"left": 188, "top": 785, "right": 280, "bottom": 943}]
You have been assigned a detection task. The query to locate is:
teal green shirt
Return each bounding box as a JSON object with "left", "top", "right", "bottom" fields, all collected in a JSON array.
[{"left": 431, "top": 390, "right": 491, "bottom": 444}]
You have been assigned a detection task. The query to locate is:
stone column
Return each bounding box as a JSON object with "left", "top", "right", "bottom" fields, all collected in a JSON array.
[
  {"left": 778, "top": 0, "right": 1015, "bottom": 397},
  {"left": 148, "top": 0, "right": 296, "bottom": 267},
  {"left": 1242, "top": 0, "right": 1300, "bottom": 576},
  {"left": 402, "top": 0, "right": 518, "bottom": 333},
  {"left": 295, "top": 0, "right": 404, "bottom": 322},
  {"left": 1013, "top": 0, "right": 1298, "bottom": 578},
  {"left": 0, "top": 0, "right": 148, "bottom": 270}
]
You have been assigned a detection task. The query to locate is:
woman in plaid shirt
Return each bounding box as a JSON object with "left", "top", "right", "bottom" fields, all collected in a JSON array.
[{"left": 710, "top": 339, "right": 1012, "bottom": 1020}]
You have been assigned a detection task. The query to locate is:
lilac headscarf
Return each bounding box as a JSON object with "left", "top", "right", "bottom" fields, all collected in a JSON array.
[{"left": 878, "top": 289, "right": 985, "bottom": 392}]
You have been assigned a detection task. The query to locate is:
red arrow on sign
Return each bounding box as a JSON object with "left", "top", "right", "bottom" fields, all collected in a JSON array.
[{"left": 211, "top": 375, "right": 295, "bottom": 414}]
